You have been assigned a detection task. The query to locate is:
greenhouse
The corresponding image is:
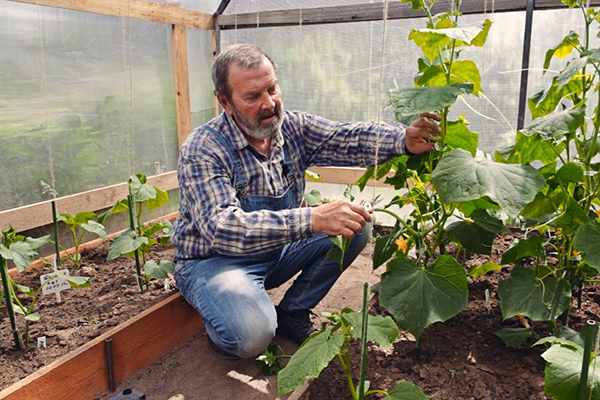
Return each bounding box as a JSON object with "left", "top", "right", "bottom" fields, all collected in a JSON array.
[{"left": 1, "top": 0, "right": 599, "bottom": 399}]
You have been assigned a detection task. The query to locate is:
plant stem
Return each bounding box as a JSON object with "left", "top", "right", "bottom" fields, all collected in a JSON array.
[
  {"left": 51, "top": 201, "right": 60, "bottom": 266},
  {"left": 373, "top": 208, "right": 421, "bottom": 238},
  {"left": 578, "top": 320, "right": 599, "bottom": 400},
  {"left": 358, "top": 283, "right": 369, "bottom": 400},
  {"left": 0, "top": 257, "right": 21, "bottom": 350},
  {"left": 127, "top": 195, "right": 144, "bottom": 292}
]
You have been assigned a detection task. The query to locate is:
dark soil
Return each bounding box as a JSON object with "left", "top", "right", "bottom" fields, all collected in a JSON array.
[
  {"left": 0, "top": 240, "right": 175, "bottom": 390},
  {"left": 1, "top": 229, "right": 598, "bottom": 399},
  {"left": 302, "top": 233, "right": 600, "bottom": 400}
]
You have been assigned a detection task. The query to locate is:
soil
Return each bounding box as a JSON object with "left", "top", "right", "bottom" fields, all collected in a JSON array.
[
  {"left": 0, "top": 241, "right": 176, "bottom": 389},
  {"left": 1, "top": 229, "right": 599, "bottom": 400}
]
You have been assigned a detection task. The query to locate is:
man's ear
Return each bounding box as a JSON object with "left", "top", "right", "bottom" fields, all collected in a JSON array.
[{"left": 217, "top": 93, "right": 234, "bottom": 115}]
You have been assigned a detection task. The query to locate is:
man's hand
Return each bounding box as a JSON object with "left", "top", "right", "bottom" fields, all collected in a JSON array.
[
  {"left": 311, "top": 200, "right": 372, "bottom": 238},
  {"left": 405, "top": 112, "right": 441, "bottom": 154}
]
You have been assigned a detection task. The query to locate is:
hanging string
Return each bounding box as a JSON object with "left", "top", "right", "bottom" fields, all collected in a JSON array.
[
  {"left": 369, "top": 0, "right": 390, "bottom": 284},
  {"left": 36, "top": 3, "right": 57, "bottom": 199},
  {"left": 121, "top": 0, "right": 135, "bottom": 175}
]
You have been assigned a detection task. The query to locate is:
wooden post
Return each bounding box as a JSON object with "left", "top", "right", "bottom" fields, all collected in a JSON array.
[{"left": 172, "top": 24, "right": 192, "bottom": 147}]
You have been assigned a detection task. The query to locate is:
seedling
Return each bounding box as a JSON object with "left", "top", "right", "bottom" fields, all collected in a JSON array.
[
  {"left": 56, "top": 211, "right": 107, "bottom": 272},
  {"left": 104, "top": 173, "right": 173, "bottom": 291}
]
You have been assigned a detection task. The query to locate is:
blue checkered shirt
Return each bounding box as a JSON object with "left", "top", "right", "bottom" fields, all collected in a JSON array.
[{"left": 171, "top": 110, "right": 409, "bottom": 259}]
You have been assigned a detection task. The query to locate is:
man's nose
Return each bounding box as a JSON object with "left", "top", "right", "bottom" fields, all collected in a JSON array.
[{"left": 261, "top": 93, "right": 276, "bottom": 110}]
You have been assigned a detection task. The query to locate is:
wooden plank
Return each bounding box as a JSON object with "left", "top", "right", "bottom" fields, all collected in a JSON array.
[
  {"left": 535, "top": 0, "right": 600, "bottom": 9},
  {"left": 0, "top": 171, "right": 178, "bottom": 233},
  {"left": 10, "top": 0, "right": 214, "bottom": 30},
  {"left": 308, "top": 167, "right": 392, "bottom": 188},
  {"left": 172, "top": 25, "right": 192, "bottom": 147},
  {"left": 0, "top": 293, "right": 203, "bottom": 400},
  {"left": 216, "top": 0, "right": 527, "bottom": 30}
]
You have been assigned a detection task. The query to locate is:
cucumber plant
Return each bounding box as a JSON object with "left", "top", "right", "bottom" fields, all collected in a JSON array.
[
  {"left": 495, "top": 0, "right": 600, "bottom": 334},
  {"left": 361, "top": 0, "right": 545, "bottom": 342},
  {"left": 103, "top": 173, "right": 173, "bottom": 291},
  {"left": 56, "top": 211, "right": 107, "bottom": 272}
]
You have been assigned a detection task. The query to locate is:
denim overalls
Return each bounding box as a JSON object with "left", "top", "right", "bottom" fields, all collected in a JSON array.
[{"left": 174, "top": 125, "right": 370, "bottom": 358}]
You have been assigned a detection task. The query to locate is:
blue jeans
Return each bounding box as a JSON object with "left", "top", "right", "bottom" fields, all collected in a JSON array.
[{"left": 174, "top": 225, "right": 371, "bottom": 358}]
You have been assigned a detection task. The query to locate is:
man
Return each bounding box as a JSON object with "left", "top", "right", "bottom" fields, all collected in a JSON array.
[{"left": 171, "top": 44, "right": 440, "bottom": 359}]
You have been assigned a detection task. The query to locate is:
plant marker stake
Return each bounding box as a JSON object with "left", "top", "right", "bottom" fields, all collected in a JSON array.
[
  {"left": 0, "top": 254, "right": 21, "bottom": 350},
  {"left": 51, "top": 201, "right": 60, "bottom": 266},
  {"left": 358, "top": 282, "right": 369, "bottom": 400},
  {"left": 105, "top": 338, "right": 116, "bottom": 392},
  {"left": 127, "top": 195, "right": 143, "bottom": 292},
  {"left": 578, "top": 320, "right": 599, "bottom": 400},
  {"left": 51, "top": 258, "right": 61, "bottom": 303}
]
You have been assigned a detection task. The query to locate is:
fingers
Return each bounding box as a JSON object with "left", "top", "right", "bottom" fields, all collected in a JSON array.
[
  {"left": 405, "top": 112, "right": 441, "bottom": 154},
  {"left": 311, "top": 200, "right": 371, "bottom": 237}
]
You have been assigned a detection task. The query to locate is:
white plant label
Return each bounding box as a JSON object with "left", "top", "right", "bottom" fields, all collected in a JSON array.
[
  {"left": 41, "top": 269, "right": 71, "bottom": 303},
  {"left": 37, "top": 336, "right": 47, "bottom": 349}
]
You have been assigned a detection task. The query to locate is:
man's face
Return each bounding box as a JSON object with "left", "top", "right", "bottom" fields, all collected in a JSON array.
[{"left": 218, "top": 57, "right": 284, "bottom": 140}]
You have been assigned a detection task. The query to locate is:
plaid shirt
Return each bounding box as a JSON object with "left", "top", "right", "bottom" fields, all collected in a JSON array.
[{"left": 171, "top": 110, "right": 409, "bottom": 259}]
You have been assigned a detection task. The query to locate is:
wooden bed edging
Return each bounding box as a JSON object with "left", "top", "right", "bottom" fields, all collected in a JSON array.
[{"left": 0, "top": 293, "right": 203, "bottom": 400}]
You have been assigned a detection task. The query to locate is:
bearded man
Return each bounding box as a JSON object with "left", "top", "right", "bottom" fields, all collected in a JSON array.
[{"left": 171, "top": 44, "right": 440, "bottom": 359}]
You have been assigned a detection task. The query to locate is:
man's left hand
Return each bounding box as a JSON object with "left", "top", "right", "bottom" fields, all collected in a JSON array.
[{"left": 405, "top": 112, "right": 441, "bottom": 154}]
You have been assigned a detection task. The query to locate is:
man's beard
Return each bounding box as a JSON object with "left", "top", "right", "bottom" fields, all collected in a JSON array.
[{"left": 231, "top": 103, "right": 284, "bottom": 140}]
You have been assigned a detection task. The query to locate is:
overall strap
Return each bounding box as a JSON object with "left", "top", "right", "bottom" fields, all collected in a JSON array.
[
  {"left": 203, "top": 125, "right": 248, "bottom": 197},
  {"left": 281, "top": 142, "right": 296, "bottom": 186}
]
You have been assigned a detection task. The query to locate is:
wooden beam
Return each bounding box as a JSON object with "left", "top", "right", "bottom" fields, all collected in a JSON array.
[
  {"left": 217, "top": 0, "right": 600, "bottom": 30},
  {"left": 172, "top": 25, "right": 192, "bottom": 147},
  {"left": 0, "top": 171, "right": 179, "bottom": 233},
  {"left": 0, "top": 294, "right": 203, "bottom": 400},
  {"left": 308, "top": 167, "right": 392, "bottom": 188},
  {"left": 10, "top": 0, "right": 214, "bottom": 30},
  {"left": 216, "top": 0, "right": 525, "bottom": 30}
]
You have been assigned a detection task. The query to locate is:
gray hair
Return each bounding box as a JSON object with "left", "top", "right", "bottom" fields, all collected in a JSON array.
[{"left": 212, "top": 44, "right": 277, "bottom": 100}]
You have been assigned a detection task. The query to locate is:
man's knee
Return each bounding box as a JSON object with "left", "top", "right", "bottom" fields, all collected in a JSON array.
[{"left": 216, "top": 305, "right": 277, "bottom": 358}]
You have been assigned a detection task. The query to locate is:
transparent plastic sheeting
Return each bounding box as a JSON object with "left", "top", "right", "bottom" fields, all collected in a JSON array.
[
  {"left": 0, "top": 2, "right": 211, "bottom": 213},
  {"left": 222, "top": 11, "right": 524, "bottom": 153}
]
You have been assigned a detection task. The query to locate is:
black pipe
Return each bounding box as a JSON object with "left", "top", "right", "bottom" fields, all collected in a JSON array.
[
  {"left": 105, "top": 338, "right": 116, "bottom": 392},
  {"left": 517, "top": 0, "right": 535, "bottom": 131}
]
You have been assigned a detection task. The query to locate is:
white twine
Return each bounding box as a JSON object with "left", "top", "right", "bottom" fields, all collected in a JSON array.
[{"left": 36, "top": 3, "right": 57, "bottom": 199}]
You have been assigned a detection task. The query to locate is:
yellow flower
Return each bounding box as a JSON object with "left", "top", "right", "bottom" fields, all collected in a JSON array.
[
  {"left": 573, "top": 251, "right": 580, "bottom": 257},
  {"left": 595, "top": 210, "right": 600, "bottom": 218},
  {"left": 395, "top": 236, "right": 408, "bottom": 254},
  {"left": 464, "top": 217, "right": 474, "bottom": 224}
]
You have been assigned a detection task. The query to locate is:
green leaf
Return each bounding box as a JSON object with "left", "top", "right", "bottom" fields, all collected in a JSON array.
[
  {"left": 534, "top": 336, "right": 580, "bottom": 350},
  {"left": 497, "top": 266, "right": 571, "bottom": 321},
  {"left": 573, "top": 220, "right": 600, "bottom": 274},
  {"left": 380, "top": 256, "right": 468, "bottom": 340},
  {"left": 373, "top": 225, "right": 402, "bottom": 270},
  {"left": 468, "top": 261, "right": 502, "bottom": 278},
  {"left": 144, "top": 260, "right": 174, "bottom": 280},
  {"left": 458, "top": 197, "right": 501, "bottom": 217},
  {"left": 555, "top": 56, "right": 588, "bottom": 90},
  {"left": 342, "top": 311, "right": 400, "bottom": 350},
  {"left": 25, "top": 312, "right": 41, "bottom": 322},
  {"left": 303, "top": 189, "right": 323, "bottom": 206},
  {"left": 327, "top": 235, "right": 352, "bottom": 268},
  {"left": 81, "top": 220, "right": 107, "bottom": 240},
  {"left": 521, "top": 107, "right": 585, "bottom": 142},
  {"left": 384, "top": 380, "right": 429, "bottom": 400},
  {"left": 15, "top": 283, "right": 34, "bottom": 297},
  {"left": 446, "top": 210, "right": 509, "bottom": 255},
  {"left": 65, "top": 275, "right": 91, "bottom": 288},
  {"left": 129, "top": 174, "right": 156, "bottom": 203},
  {"left": 541, "top": 344, "right": 600, "bottom": 400},
  {"left": 553, "top": 197, "right": 588, "bottom": 235},
  {"left": 24, "top": 235, "right": 51, "bottom": 250},
  {"left": 107, "top": 230, "right": 148, "bottom": 261},
  {"left": 495, "top": 327, "right": 533, "bottom": 347},
  {"left": 0, "top": 242, "right": 38, "bottom": 272},
  {"left": 389, "top": 83, "right": 473, "bottom": 120},
  {"left": 529, "top": 78, "right": 583, "bottom": 119},
  {"left": 557, "top": 161, "right": 584, "bottom": 183},
  {"left": 445, "top": 118, "right": 479, "bottom": 156},
  {"left": 554, "top": 326, "right": 586, "bottom": 348},
  {"left": 416, "top": 21, "right": 491, "bottom": 47},
  {"left": 417, "top": 61, "right": 482, "bottom": 96},
  {"left": 504, "top": 131, "right": 564, "bottom": 165},
  {"left": 544, "top": 31, "right": 580, "bottom": 71},
  {"left": 146, "top": 187, "right": 169, "bottom": 210},
  {"left": 277, "top": 332, "right": 345, "bottom": 395},
  {"left": 96, "top": 199, "right": 129, "bottom": 224},
  {"left": 431, "top": 149, "right": 546, "bottom": 218},
  {"left": 501, "top": 236, "right": 546, "bottom": 264}
]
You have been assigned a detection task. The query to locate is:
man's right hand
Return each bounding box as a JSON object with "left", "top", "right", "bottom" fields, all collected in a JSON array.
[{"left": 311, "top": 200, "right": 372, "bottom": 238}]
